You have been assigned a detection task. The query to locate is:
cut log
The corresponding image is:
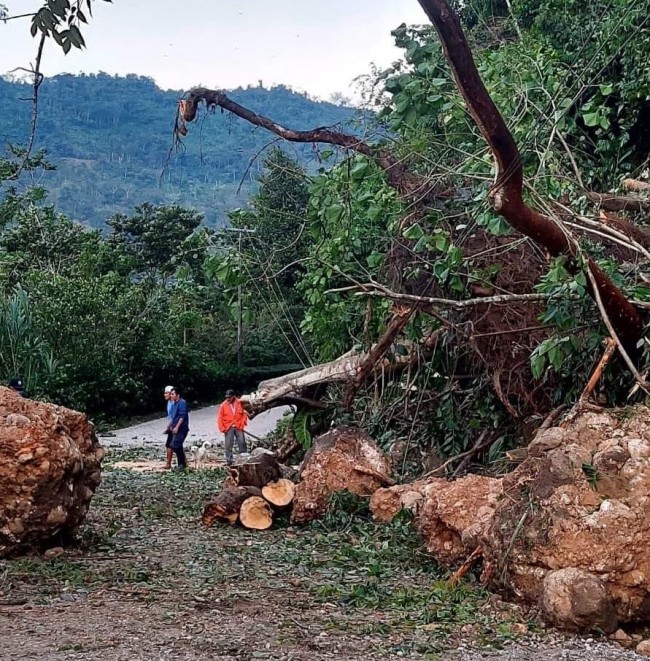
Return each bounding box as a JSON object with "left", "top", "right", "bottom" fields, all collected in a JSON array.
[
  {"left": 230, "top": 452, "right": 281, "bottom": 489},
  {"left": 0, "top": 387, "right": 104, "bottom": 557},
  {"left": 239, "top": 496, "right": 273, "bottom": 530},
  {"left": 291, "top": 425, "right": 392, "bottom": 525},
  {"left": 202, "top": 484, "right": 262, "bottom": 527},
  {"left": 261, "top": 479, "right": 296, "bottom": 508}
]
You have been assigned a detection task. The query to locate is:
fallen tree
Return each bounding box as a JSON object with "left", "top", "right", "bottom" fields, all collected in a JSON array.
[
  {"left": 0, "top": 387, "right": 104, "bottom": 556},
  {"left": 371, "top": 406, "right": 650, "bottom": 631},
  {"left": 178, "top": 0, "right": 647, "bottom": 418},
  {"left": 241, "top": 326, "right": 442, "bottom": 414}
]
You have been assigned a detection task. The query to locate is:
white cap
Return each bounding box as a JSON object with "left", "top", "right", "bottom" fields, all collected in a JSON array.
[{"left": 164, "top": 385, "right": 174, "bottom": 393}]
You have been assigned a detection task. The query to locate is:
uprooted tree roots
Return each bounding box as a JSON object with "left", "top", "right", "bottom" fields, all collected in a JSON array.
[{"left": 371, "top": 406, "right": 650, "bottom": 632}]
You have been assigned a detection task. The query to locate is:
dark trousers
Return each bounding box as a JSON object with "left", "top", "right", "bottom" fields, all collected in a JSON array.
[
  {"left": 171, "top": 430, "right": 188, "bottom": 469},
  {"left": 224, "top": 427, "right": 247, "bottom": 465}
]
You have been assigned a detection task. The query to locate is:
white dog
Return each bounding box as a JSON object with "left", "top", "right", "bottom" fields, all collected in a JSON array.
[{"left": 194, "top": 441, "right": 213, "bottom": 470}]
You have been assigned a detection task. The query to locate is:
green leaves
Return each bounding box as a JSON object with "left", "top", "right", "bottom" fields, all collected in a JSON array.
[
  {"left": 402, "top": 223, "right": 424, "bottom": 241},
  {"left": 29, "top": 0, "right": 113, "bottom": 52}
]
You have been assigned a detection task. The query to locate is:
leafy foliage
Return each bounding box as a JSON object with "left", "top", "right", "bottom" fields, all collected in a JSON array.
[
  {"left": 0, "top": 148, "right": 303, "bottom": 419},
  {"left": 29, "top": 0, "right": 113, "bottom": 53}
]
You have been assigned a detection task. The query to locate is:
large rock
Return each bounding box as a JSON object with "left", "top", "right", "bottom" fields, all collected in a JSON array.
[
  {"left": 540, "top": 568, "right": 618, "bottom": 633},
  {"left": 378, "top": 406, "right": 650, "bottom": 630},
  {"left": 0, "top": 387, "right": 104, "bottom": 556},
  {"left": 484, "top": 407, "right": 650, "bottom": 625},
  {"left": 291, "top": 425, "right": 391, "bottom": 525},
  {"left": 370, "top": 478, "right": 443, "bottom": 523}
]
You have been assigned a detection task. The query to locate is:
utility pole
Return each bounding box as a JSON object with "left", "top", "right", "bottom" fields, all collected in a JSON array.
[{"left": 223, "top": 227, "right": 256, "bottom": 366}]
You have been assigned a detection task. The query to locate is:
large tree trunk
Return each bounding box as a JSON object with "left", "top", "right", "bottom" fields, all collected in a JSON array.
[
  {"left": 0, "top": 388, "right": 104, "bottom": 556},
  {"left": 177, "top": 0, "right": 645, "bottom": 408},
  {"left": 242, "top": 330, "right": 441, "bottom": 413},
  {"left": 261, "top": 479, "right": 296, "bottom": 508},
  {"left": 229, "top": 452, "right": 281, "bottom": 489},
  {"left": 239, "top": 496, "right": 273, "bottom": 530},
  {"left": 202, "top": 483, "right": 262, "bottom": 527}
]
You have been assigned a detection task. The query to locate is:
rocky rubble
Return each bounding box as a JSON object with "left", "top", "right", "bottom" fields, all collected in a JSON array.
[
  {"left": 371, "top": 406, "right": 650, "bottom": 632},
  {"left": 0, "top": 387, "right": 104, "bottom": 556}
]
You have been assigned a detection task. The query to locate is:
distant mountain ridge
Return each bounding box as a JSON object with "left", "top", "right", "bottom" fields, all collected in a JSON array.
[{"left": 0, "top": 73, "right": 360, "bottom": 227}]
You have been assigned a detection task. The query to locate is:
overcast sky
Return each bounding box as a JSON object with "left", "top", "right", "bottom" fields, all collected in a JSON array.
[{"left": 1, "top": 1, "right": 428, "bottom": 98}]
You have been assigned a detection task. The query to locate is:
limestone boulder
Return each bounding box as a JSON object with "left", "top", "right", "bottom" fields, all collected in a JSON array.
[
  {"left": 0, "top": 387, "right": 104, "bottom": 556},
  {"left": 416, "top": 474, "right": 503, "bottom": 565},
  {"left": 540, "top": 568, "right": 618, "bottom": 633},
  {"left": 370, "top": 478, "right": 444, "bottom": 523}
]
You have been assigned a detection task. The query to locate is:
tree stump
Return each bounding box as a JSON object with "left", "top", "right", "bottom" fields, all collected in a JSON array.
[
  {"left": 262, "top": 479, "right": 296, "bottom": 508},
  {"left": 230, "top": 452, "right": 281, "bottom": 489},
  {"left": 239, "top": 496, "right": 273, "bottom": 530}
]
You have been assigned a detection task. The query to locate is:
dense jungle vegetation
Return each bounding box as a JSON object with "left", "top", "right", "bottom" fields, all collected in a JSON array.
[
  {"left": 0, "top": 73, "right": 357, "bottom": 227},
  {"left": 1, "top": 0, "right": 649, "bottom": 472}
]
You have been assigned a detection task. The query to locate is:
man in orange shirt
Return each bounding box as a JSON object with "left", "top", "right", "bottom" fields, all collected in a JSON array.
[{"left": 217, "top": 389, "right": 249, "bottom": 466}]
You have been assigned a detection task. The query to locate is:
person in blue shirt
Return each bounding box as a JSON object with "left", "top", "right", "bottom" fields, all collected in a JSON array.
[
  {"left": 168, "top": 387, "right": 190, "bottom": 471},
  {"left": 163, "top": 385, "right": 176, "bottom": 469}
]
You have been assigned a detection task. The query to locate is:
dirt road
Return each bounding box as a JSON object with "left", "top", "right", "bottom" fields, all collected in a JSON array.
[{"left": 0, "top": 409, "right": 646, "bottom": 660}]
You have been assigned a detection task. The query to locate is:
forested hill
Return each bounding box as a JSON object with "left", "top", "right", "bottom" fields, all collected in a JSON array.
[{"left": 0, "top": 73, "right": 359, "bottom": 227}]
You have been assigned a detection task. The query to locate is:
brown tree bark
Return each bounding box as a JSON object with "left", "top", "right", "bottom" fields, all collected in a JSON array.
[
  {"left": 417, "top": 0, "right": 644, "bottom": 353},
  {"left": 229, "top": 452, "right": 281, "bottom": 489},
  {"left": 588, "top": 191, "right": 650, "bottom": 214},
  {"left": 179, "top": 90, "right": 432, "bottom": 201},
  {"left": 202, "top": 484, "right": 262, "bottom": 527}
]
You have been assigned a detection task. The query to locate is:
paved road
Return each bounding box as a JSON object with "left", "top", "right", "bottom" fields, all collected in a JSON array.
[{"left": 100, "top": 404, "right": 291, "bottom": 449}]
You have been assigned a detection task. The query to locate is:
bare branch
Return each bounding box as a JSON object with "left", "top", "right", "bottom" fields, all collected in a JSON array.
[
  {"left": 10, "top": 32, "right": 46, "bottom": 181},
  {"left": 177, "top": 87, "right": 434, "bottom": 200},
  {"left": 343, "top": 306, "right": 415, "bottom": 409},
  {"left": 587, "top": 191, "right": 650, "bottom": 214},
  {"left": 585, "top": 265, "right": 650, "bottom": 396},
  {"left": 327, "top": 282, "right": 561, "bottom": 309}
]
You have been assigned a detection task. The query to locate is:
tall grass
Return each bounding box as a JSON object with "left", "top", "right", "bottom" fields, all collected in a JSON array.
[{"left": 0, "top": 287, "right": 56, "bottom": 394}]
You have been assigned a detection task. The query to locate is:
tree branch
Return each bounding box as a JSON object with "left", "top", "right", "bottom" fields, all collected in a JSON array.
[
  {"left": 417, "top": 0, "right": 644, "bottom": 353},
  {"left": 327, "top": 282, "right": 562, "bottom": 309},
  {"left": 178, "top": 87, "right": 432, "bottom": 200},
  {"left": 587, "top": 191, "right": 650, "bottom": 214},
  {"left": 343, "top": 306, "right": 415, "bottom": 409}
]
